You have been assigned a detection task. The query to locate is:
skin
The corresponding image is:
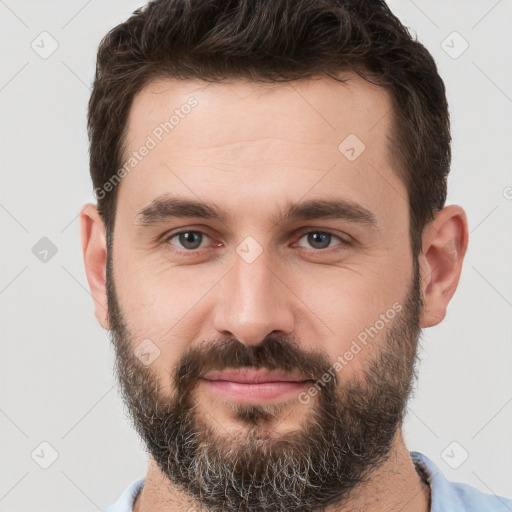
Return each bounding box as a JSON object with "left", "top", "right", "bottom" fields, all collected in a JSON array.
[{"left": 80, "top": 73, "right": 468, "bottom": 511}]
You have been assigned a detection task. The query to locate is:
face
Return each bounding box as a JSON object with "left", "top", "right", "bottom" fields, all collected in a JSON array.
[{"left": 107, "top": 74, "right": 423, "bottom": 511}]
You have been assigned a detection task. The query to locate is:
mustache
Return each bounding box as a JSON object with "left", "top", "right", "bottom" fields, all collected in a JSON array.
[{"left": 172, "top": 335, "right": 334, "bottom": 397}]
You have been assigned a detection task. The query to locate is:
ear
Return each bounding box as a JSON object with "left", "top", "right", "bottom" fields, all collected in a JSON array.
[
  {"left": 80, "top": 203, "right": 109, "bottom": 329},
  {"left": 419, "top": 205, "right": 469, "bottom": 328}
]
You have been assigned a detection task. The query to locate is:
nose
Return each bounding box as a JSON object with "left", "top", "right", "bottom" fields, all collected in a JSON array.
[{"left": 213, "top": 253, "right": 295, "bottom": 346}]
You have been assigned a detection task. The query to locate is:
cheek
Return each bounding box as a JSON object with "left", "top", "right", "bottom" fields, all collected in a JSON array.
[
  {"left": 296, "top": 264, "right": 409, "bottom": 375},
  {"left": 112, "top": 253, "right": 221, "bottom": 362}
]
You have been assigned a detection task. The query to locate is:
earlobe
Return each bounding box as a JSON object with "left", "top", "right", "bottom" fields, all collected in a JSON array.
[
  {"left": 79, "top": 203, "right": 110, "bottom": 329},
  {"left": 419, "top": 205, "right": 469, "bottom": 328}
]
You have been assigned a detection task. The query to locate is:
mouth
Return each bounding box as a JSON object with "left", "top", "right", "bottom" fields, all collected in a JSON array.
[{"left": 200, "top": 369, "right": 314, "bottom": 402}]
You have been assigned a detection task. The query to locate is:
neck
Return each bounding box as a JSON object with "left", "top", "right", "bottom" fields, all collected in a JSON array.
[{"left": 133, "top": 430, "right": 430, "bottom": 512}]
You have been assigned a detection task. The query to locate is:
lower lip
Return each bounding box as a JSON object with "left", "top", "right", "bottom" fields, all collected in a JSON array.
[{"left": 201, "top": 379, "right": 311, "bottom": 402}]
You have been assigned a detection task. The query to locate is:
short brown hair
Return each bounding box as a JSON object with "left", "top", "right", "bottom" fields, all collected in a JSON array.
[{"left": 88, "top": 0, "right": 450, "bottom": 257}]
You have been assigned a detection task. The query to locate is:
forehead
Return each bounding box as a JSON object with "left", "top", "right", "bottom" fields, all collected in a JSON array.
[
  {"left": 118, "top": 73, "right": 404, "bottom": 225},
  {"left": 125, "top": 73, "right": 393, "bottom": 152}
]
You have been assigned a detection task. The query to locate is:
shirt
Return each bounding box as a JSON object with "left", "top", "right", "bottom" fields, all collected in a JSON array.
[{"left": 103, "top": 451, "right": 512, "bottom": 511}]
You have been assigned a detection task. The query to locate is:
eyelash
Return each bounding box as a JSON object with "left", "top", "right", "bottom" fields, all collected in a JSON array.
[{"left": 163, "top": 228, "right": 351, "bottom": 255}]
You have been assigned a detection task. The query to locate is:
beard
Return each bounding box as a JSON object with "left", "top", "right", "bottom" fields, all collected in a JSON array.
[{"left": 106, "top": 253, "right": 423, "bottom": 512}]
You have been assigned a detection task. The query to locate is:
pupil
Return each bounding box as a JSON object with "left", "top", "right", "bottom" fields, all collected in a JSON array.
[
  {"left": 181, "top": 232, "right": 201, "bottom": 249},
  {"left": 308, "top": 232, "right": 330, "bottom": 249}
]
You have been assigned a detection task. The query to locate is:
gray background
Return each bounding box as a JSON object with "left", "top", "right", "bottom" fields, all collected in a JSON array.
[{"left": 0, "top": 0, "right": 511, "bottom": 510}]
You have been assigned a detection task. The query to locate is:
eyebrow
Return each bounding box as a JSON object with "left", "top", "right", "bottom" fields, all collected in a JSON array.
[{"left": 134, "top": 195, "right": 377, "bottom": 228}]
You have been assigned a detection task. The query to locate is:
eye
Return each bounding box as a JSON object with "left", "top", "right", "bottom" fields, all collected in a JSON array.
[
  {"left": 295, "top": 231, "right": 346, "bottom": 250},
  {"left": 163, "top": 228, "right": 349, "bottom": 255},
  {"left": 167, "top": 230, "right": 211, "bottom": 251}
]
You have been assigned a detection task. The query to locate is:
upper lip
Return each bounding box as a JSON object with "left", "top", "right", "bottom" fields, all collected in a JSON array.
[{"left": 202, "top": 369, "right": 312, "bottom": 384}]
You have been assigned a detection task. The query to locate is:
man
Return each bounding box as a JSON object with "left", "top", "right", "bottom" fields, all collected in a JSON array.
[{"left": 80, "top": 0, "right": 511, "bottom": 511}]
